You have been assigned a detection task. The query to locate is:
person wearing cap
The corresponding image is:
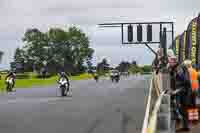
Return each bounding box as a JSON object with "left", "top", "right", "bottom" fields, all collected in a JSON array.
[
  {"left": 152, "top": 48, "right": 164, "bottom": 74},
  {"left": 167, "top": 49, "right": 178, "bottom": 91},
  {"left": 184, "top": 60, "right": 199, "bottom": 108}
]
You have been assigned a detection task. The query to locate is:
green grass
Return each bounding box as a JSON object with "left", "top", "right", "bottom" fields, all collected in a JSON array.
[{"left": 0, "top": 73, "right": 93, "bottom": 92}]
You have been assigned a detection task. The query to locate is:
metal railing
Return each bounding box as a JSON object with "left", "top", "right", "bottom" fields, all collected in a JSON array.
[{"left": 142, "top": 73, "right": 172, "bottom": 133}]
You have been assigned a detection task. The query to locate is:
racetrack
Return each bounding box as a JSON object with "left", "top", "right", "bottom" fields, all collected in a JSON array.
[{"left": 0, "top": 75, "right": 150, "bottom": 133}]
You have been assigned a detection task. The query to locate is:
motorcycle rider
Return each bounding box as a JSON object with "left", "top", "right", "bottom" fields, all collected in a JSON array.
[
  {"left": 93, "top": 72, "right": 99, "bottom": 82},
  {"left": 58, "top": 71, "right": 70, "bottom": 92},
  {"left": 5, "top": 70, "right": 16, "bottom": 89}
]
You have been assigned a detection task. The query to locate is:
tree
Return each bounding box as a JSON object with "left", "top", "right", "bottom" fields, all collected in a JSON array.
[
  {"left": 67, "top": 27, "right": 93, "bottom": 72},
  {"left": 11, "top": 48, "right": 25, "bottom": 72},
  {"left": 141, "top": 65, "right": 152, "bottom": 73},
  {"left": 23, "top": 28, "right": 49, "bottom": 70},
  {"left": 86, "top": 57, "right": 93, "bottom": 70},
  {"left": 0, "top": 51, "right": 3, "bottom": 63},
  {"left": 19, "top": 26, "right": 94, "bottom": 74},
  {"left": 132, "top": 60, "right": 137, "bottom": 66},
  {"left": 46, "top": 27, "right": 94, "bottom": 74},
  {"left": 14, "top": 48, "right": 25, "bottom": 62},
  {"left": 117, "top": 61, "right": 131, "bottom": 72},
  {"left": 97, "top": 58, "right": 110, "bottom": 75},
  {"left": 129, "top": 60, "right": 141, "bottom": 74}
]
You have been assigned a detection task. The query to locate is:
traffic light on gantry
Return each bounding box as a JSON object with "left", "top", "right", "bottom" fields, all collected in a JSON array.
[
  {"left": 137, "top": 25, "right": 142, "bottom": 42},
  {"left": 127, "top": 24, "right": 133, "bottom": 42},
  {"left": 147, "top": 24, "right": 152, "bottom": 42}
]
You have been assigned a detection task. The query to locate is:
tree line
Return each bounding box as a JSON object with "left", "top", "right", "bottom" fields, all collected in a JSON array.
[
  {"left": 12, "top": 26, "right": 94, "bottom": 75},
  {"left": 0, "top": 51, "right": 3, "bottom": 64},
  {"left": 96, "top": 58, "right": 152, "bottom": 75}
]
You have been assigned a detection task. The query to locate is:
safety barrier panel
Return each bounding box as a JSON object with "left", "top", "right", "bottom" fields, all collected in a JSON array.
[
  {"left": 142, "top": 73, "right": 172, "bottom": 133},
  {"left": 142, "top": 78, "right": 154, "bottom": 133}
]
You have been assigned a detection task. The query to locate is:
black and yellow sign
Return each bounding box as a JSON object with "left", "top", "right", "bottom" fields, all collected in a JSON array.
[
  {"left": 182, "top": 31, "right": 187, "bottom": 60},
  {"left": 175, "top": 37, "right": 179, "bottom": 60},
  {"left": 191, "top": 21, "right": 197, "bottom": 64}
]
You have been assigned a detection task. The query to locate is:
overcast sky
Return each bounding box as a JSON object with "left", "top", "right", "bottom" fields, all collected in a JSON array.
[{"left": 0, "top": 0, "right": 199, "bottom": 69}]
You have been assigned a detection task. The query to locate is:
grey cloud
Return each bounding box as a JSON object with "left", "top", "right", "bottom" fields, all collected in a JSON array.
[
  {"left": 1, "top": 0, "right": 144, "bottom": 16},
  {"left": 0, "top": 27, "right": 23, "bottom": 41},
  {"left": 160, "top": 0, "right": 200, "bottom": 13},
  {"left": 0, "top": 0, "right": 5, "bottom": 7},
  {"left": 0, "top": 0, "right": 199, "bottom": 69},
  {"left": 44, "top": 3, "right": 143, "bottom": 14}
]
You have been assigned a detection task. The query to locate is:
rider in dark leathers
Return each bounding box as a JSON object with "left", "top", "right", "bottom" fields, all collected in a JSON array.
[
  {"left": 93, "top": 73, "right": 99, "bottom": 82},
  {"left": 5, "top": 71, "right": 16, "bottom": 88}
]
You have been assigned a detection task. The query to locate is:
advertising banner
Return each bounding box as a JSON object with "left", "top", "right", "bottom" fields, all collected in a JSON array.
[
  {"left": 197, "top": 15, "right": 200, "bottom": 68},
  {"left": 185, "top": 29, "right": 191, "bottom": 59},
  {"left": 179, "top": 34, "right": 183, "bottom": 63},
  {"left": 179, "top": 32, "right": 186, "bottom": 62},
  {"left": 191, "top": 21, "right": 197, "bottom": 64},
  {"left": 183, "top": 31, "right": 187, "bottom": 61}
]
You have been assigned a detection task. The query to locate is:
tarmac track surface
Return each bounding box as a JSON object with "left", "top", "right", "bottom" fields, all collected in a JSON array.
[{"left": 0, "top": 75, "right": 150, "bottom": 133}]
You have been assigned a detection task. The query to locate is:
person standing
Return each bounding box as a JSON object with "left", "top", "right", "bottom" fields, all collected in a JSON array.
[
  {"left": 184, "top": 60, "right": 199, "bottom": 108},
  {"left": 197, "top": 70, "right": 200, "bottom": 98},
  {"left": 167, "top": 49, "right": 178, "bottom": 91},
  {"left": 175, "top": 63, "right": 192, "bottom": 131}
]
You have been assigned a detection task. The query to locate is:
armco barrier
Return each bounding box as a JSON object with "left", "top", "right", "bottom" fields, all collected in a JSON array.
[
  {"left": 147, "top": 91, "right": 165, "bottom": 133},
  {"left": 142, "top": 78, "right": 154, "bottom": 133},
  {"left": 142, "top": 73, "right": 172, "bottom": 133}
]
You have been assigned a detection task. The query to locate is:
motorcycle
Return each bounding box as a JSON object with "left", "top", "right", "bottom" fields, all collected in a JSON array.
[
  {"left": 94, "top": 75, "right": 99, "bottom": 82},
  {"left": 58, "top": 78, "right": 69, "bottom": 97},
  {"left": 110, "top": 70, "right": 120, "bottom": 83},
  {"left": 111, "top": 75, "right": 120, "bottom": 83},
  {"left": 115, "top": 75, "right": 120, "bottom": 83},
  {"left": 5, "top": 77, "right": 15, "bottom": 92}
]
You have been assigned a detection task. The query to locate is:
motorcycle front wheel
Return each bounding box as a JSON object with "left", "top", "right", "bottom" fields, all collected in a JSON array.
[
  {"left": 6, "top": 84, "right": 12, "bottom": 92},
  {"left": 60, "top": 87, "right": 66, "bottom": 96}
]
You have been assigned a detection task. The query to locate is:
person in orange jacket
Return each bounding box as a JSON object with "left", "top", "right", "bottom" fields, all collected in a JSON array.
[{"left": 184, "top": 60, "right": 199, "bottom": 108}]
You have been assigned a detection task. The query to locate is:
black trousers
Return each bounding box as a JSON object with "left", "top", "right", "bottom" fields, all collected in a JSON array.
[
  {"left": 179, "top": 105, "right": 189, "bottom": 128},
  {"left": 191, "top": 91, "right": 197, "bottom": 108}
]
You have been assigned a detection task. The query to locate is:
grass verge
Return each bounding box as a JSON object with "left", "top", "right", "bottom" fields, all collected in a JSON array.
[{"left": 0, "top": 73, "right": 93, "bottom": 92}]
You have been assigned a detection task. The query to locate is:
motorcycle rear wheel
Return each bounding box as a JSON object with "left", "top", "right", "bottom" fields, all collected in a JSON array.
[
  {"left": 61, "top": 87, "right": 66, "bottom": 96},
  {"left": 6, "top": 84, "right": 13, "bottom": 92}
]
